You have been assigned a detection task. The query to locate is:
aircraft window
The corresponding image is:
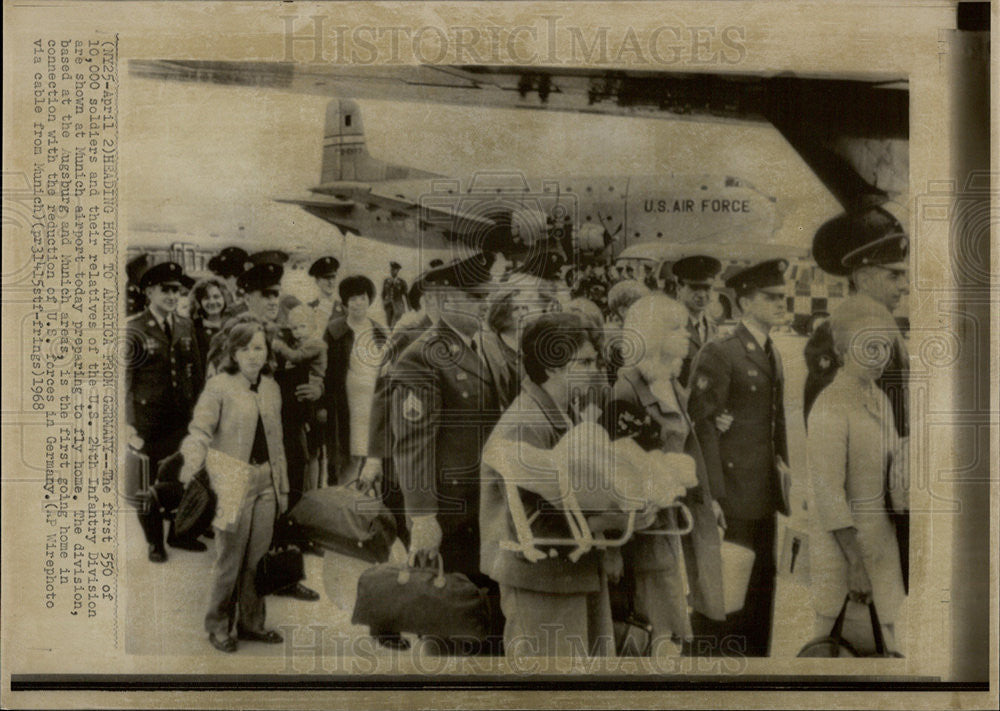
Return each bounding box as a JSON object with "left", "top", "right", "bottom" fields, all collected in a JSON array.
[
  {"left": 345, "top": 114, "right": 352, "bottom": 127},
  {"left": 634, "top": 232, "right": 640, "bottom": 237},
  {"left": 656, "top": 232, "right": 663, "bottom": 238},
  {"left": 585, "top": 216, "right": 591, "bottom": 221},
  {"left": 586, "top": 186, "right": 592, "bottom": 192},
  {"left": 608, "top": 186, "right": 614, "bottom": 192}
]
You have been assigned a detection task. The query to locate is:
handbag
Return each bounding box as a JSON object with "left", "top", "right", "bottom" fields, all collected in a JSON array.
[
  {"left": 351, "top": 553, "right": 489, "bottom": 642},
  {"left": 173, "top": 469, "right": 217, "bottom": 540},
  {"left": 123, "top": 448, "right": 150, "bottom": 507},
  {"left": 797, "top": 595, "right": 902, "bottom": 658},
  {"left": 255, "top": 547, "right": 305, "bottom": 596},
  {"left": 288, "top": 478, "right": 397, "bottom": 563}
]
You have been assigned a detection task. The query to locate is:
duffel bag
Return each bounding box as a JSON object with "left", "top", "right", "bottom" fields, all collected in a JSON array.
[
  {"left": 288, "top": 479, "right": 397, "bottom": 563},
  {"left": 255, "top": 547, "right": 306, "bottom": 596},
  {"left": 173, "top": 469, "right": 216, "bottom": 540},
  {"left": 351, "top": 553, "right": 489, "bottom": 642}
]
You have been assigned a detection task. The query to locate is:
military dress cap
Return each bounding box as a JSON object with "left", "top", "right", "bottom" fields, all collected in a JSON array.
[
  {"left": 672, "top": 255, "right": 723, "bottom": 285},
  {"left": 428, "top": 258, "right": 444, "bottom": 269},
  {"left": 308, "top": 256, "right": 340, "bottom": 278},
  {"left": 179, "top": 274, "right": 195, "bottom": 290},
  {"left": 126, "top": 253, "right": 150, "bottom": 285},
  {"left": 725, "top": 258, "right": 788, "bottom": 295},
  {"left": 841, "top": 234, "right": 909, "bottom": 271},
  {"left": 237, "top": 262, "right": 283, "bottom": 293},
  {"left": 247, "top": 250, "right": 289, "bottom": 268},
  {"left": 422, "top": 251, "right": 495, "bottom": 290},
  {"left": 389, "top": 260, "right": 402, "bottom": 270},
  {"left": 812, "top": 206, "right": 907, "bottom": 277},
  {"left": 207, "top": 246, "right": 249, "bottom": 278},
  {"left": 138, "top": 261, "right": 185, "bottom": 289}
]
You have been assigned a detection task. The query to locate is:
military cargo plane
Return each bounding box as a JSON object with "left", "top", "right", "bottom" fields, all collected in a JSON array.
[{"left": 130, "top": 62, "right": 907, "bottom": 259}]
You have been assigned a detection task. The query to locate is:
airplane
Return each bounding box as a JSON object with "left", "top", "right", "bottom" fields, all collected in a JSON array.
[
  {"left": 129, "top": 62, "right": 908, "bottom": 259},
  {"left": 270, "top": 98, "right": 783, "bottom": 263}
]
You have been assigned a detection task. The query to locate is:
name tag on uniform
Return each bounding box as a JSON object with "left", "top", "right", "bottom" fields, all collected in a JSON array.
[
  {"left": 748, "top": 368, "right": 759, "bottom": 377},
  {"left": 456, "top": 372, "right": 468, "bottom": 381}
]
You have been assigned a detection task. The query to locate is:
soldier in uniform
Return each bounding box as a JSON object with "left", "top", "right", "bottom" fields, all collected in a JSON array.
[
  {"left": 803, "top": 207, "right": 910, "bottom": 590},
  {"left": 125, "top": 261, "right": 206, "bottom": 562},
  {"left": 387, "top": 252, "right": 506, "bottom": 652},
  {"left": 672, "top": 255, "right": 722, "bottom": 388},
  {"left": 307, "top": 256, "right": 343, "bottom": 328},
  {"left": 381, "top": 261, "right": 408, "bottom": 329},
  {"left": 686, "top": 259, "right": 792, "bottom": 657}
]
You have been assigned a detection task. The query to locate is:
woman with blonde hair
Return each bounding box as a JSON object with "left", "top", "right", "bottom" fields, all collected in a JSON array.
[
  {"left": 611, "top": 294, "right": 726, "bottom": 653},
  {"left": 178, "top": 317, "right": 290, "bottom": 653},
  {"left": 807, "top": 305, "right": 906, "bottom": 655}
]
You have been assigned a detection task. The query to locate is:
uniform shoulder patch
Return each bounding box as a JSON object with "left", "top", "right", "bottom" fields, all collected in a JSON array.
[
  {"left": 402, "top": 390, "right": 424, "bottom": 422},
  {"left": 696, "top": 375, "right": 711, "bottom": 391}
]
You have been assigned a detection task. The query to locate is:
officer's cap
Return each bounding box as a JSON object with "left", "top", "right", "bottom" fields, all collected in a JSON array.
[
  {"left": 672, "top": 255, "right": 722, "bottom": 285},
  {"left": 207, "top": 246, "right": 249, "bottom": 278},
  {"left": 247, "top": 250, "right": 289, "bottom": 268},
  {"left": 389, "top": 260, "right": 402, "bottom": 270},
  {"left": 813, "top": 206, "right": 907, "bottom": 277},
  {"left": 237, "top": 263, "right": 283, "bottom": 294},
  {"left": 179, "top": 274, "right": 195, "bottom": 291},
  {"left": 725, "top": 258, "right": 788, "bottom": 297},
  {"left": 308, "top": 256, "right": 340, "bottom": 278},
  {"left": 422, "top": 252, "right": 495, "bottom": 291},
  {"left": 841, "top": 234, "right": 909, "bottom": 272},
  {"left": 428, "top": 258, "right": 444, "bottom": 269},
  {"left": 139, "top": 261, "right": 185, "bottom": 290}
]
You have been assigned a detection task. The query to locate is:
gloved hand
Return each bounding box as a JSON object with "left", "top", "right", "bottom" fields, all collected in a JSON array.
[{"left": 409, "top": 514, "right": 442, "bottom": 557}]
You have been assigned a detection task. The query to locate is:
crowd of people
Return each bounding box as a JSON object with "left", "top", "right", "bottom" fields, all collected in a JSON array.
[{"left": 124, "top": 203, "right": 910, "bottom": 660}]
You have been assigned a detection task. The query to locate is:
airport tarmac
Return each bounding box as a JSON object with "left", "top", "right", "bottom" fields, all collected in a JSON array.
[{"left": 123, "top": 334, "right": 826, "bottom": 662}]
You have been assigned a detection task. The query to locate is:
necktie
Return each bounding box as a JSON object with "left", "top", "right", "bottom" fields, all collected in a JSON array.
[
  {"left": 764, "top": 337, "right": 776, "bottom": 374},
  {"left": 163, "top": 316, "right": 172, "bottom": 343}
]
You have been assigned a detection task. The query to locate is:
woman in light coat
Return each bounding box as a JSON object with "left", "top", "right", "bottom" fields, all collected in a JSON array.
[
  {"left": 179, "top": 318, "right": 290, "bottom": 653},
  {"left": 807, "top": 308, "right": 906, "bottom": 654},
  {"left": 611, "top": 294, "right": 726, "bottom": 653}
]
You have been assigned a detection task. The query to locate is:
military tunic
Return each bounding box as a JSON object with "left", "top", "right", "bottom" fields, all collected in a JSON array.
[
  {"left": 686, "top": 321, "right": 788, "bottom": 656},
  {"left": 388, "top": 321, "right": 504, "bottom": 579}
]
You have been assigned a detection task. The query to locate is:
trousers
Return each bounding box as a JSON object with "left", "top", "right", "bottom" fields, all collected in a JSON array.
[{"left": 204, "top": 463, "right": 276, "bottom": 638}]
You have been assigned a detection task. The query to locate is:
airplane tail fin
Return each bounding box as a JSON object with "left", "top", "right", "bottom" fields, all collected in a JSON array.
[{"left": 320, "top": 99, "right": 440, "bottom": 183}]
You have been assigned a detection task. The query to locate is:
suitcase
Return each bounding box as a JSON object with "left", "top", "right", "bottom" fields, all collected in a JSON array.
[
  {"left": 288, "top": 479, "right": 397, "bottom": 563},
  {"left": 351, "top": 554, "right": 489, "bottom": 642},
  {"left": 123, "top": 448, "right": 150, "bottom": 508}
]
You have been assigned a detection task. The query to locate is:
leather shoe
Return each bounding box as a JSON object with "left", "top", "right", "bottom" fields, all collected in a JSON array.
[
  {"left": 148, "top": 545, "right": 167, "bottom": 563},
  {"left": 274, "top": 582, "right": 320, "bottom": 601},
  {"left": 209, "top": 633, "right": 237, "bottom": 653},
  {"left": 238, "top": 628, "right": 284, "bottom": 644},
  {"left": 167, "top": 536, "right": 208, "bottom": 552}
]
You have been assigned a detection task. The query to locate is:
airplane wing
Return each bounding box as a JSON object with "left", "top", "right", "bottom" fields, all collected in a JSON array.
[{"left": 131, "top": 61, "right": 908, "bottom": 210}]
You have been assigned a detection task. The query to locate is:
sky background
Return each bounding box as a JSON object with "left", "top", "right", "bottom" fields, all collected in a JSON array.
[{"left": 121, "top": 72, "right": 842, "bottom": 293}]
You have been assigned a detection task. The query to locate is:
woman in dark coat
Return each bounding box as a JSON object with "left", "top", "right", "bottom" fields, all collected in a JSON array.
[
  {"left": 322, "top": 275, "right": 388, "bottom": 485},
  {"left": 189, "top": 277, "right": 232, "bottom": 373}
]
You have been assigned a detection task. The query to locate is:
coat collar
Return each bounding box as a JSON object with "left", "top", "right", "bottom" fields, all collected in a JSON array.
[
  {"left": 619, "top": 366, "right": 691, "bottom": 422},
  {"left": 431, "top": 321, "right": 491, "bottom": 384},
  {"left": 521, "top": 379, "right": 572, "bottom": 435}
]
